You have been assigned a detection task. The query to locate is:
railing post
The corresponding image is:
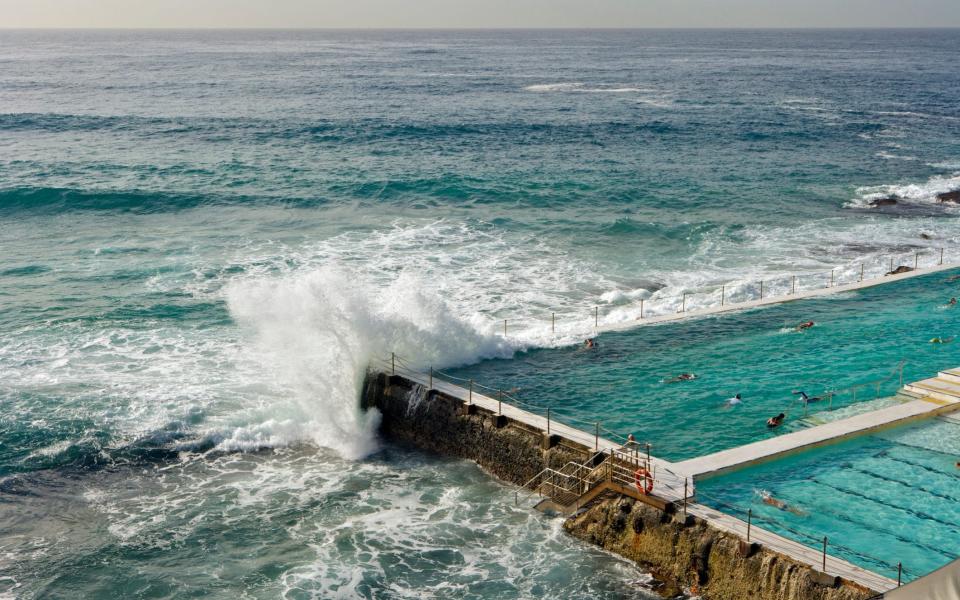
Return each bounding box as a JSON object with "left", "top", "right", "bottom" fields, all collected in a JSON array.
[
  {"left": 391, "top": 352, "right": 395, "bottom": 375},
  {"left": 498, "top": 389, "right": 502, "bottom": 415},
  {"left": 645, "top": 442, "right": 651, "bottom": 466},
  {"left": 822, "top": 536, "right": 828, "bottom": 572},
  {"left": 898, "top": 562, "right": 902, "bottom": 586},
  {"left": 503, "top": 319, "right": 507, "bottom": 336},
  {"left": 429, "top": 366, "right": 433, "bottom": 389},
  {"left": 759, "top": 280, "right": 763, "bottom": 300},
  {"left": 595, "top": 306, "right": 599, "bottom": 328},
  {"left": 747, "top": 508, "right": 752, "bottom": 542},
  {"left": 551, "top": 312, "right": 555, "bottom": 333},
  {"left": 940, "top": 248, "right": 945, "bottom": 265},
  {"left": 594, "top": 422, "right": 599, "bottom": 451},
  {"left": 791, "top": 275, "right": 796, "bottom": 295},
  {"left": 721, "top": 284, "right": 725, "bottom": 306},
  {"left": 915, "top": 252, "right": 919, "bottom": 269},
  {"left": 860, "top": 263, "right": 864, "bottom": 282},
  {"left": 546, "top": 407, "right": 551, "bottom": 435},
  {"left": 640, "top": 298, "right": 644, "bottom": 319},
  {"left": 890, "top": 257, "right": 894, "bottom": 273},
  {"left": 683, "top": 478, "right": 688, "bottom": 518},
  {"left": 830, "top": 269, "right": 834, "bottom": 288},
  {"left": 682, "top": 292, "right": 688, "bottom": 313}
]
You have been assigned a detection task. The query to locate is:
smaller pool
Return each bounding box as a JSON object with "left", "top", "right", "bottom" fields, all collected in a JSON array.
[{"left": 696, "top": 417, "right": 960, "bottom": 582}]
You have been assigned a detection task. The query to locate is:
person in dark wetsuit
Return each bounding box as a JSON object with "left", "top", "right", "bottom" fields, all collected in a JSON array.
[
  {"left": 794, "top": 390, "right": 822, "bottom": 404},
  {"left": 766, "top": 413, "right": 786, "bottom": 428}
]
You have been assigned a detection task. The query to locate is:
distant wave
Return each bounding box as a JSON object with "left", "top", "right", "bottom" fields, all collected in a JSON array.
[
  {"left": 523, "top": 82, "right": 650, "bottom": 93},
  {"left": 847, "top": 174, "right": 960, "bottom": 209}
]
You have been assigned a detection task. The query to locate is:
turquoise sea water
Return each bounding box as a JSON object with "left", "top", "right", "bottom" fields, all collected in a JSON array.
[
  {"left": 696, "top": 417, "right": 960, "bottom": 582},
  {"left": 3, "top": 28, "right": 960, "bottom": 597},
  {"left": 447, "top": 269, "right": 960, "bottom": 460}
]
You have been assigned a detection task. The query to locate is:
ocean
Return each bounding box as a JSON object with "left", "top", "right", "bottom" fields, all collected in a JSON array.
[{"left": 1, "top": 28, "right": 960, "bottom": 598}]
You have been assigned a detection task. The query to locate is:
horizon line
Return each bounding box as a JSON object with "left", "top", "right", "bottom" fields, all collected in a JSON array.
[{"left": 2, "top": 26, "right": 960, "bottom": 31}]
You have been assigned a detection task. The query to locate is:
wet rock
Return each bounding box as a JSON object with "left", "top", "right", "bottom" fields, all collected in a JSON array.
[
  {"left": 885, "top": 265, "right": 914, "bottom": 276},
  {"left": 868, "top": 197, "right": 898, "bottom": 207},
  {"left": 921, "top": 233, "right": 934, "bottom": 240},
  {"left": 938, "top": 190, "right": 960, "bottom": 203}
]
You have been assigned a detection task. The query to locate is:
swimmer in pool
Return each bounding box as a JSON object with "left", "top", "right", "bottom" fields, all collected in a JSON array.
[
  {"left": 795, "top": 321, "right": 815, "bottom": 332},
  {"left": 584, "top": 338, "right": 597, "bottom": 349},
  {"left": 793, "top": 390, "right": 822, "bottom": 403},
  {"left": 931, "top": 336, "right": 955, "bottom": 344},
  {"left": 766, "top": 413, "right": 786, "bottom": 428},
  {"left": 664, "top": 373, "right": 697, "bottom": 384},
  {"left": 759, "top": 490, "right": 807, "bottom": 517},
  {"left": 726, "top": 393, "right": 743, "bottom": 407}
]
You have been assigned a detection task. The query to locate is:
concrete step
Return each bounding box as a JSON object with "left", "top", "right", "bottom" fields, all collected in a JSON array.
[
  {"left": 903, "top": 377, "right": 960, "bottom": 404},
  {"left": 939, "top": 369, "right": 960, "bottom": 385}
]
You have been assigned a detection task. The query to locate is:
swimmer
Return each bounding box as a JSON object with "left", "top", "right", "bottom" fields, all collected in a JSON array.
[
  {"left": 793, "top": 390, "right": 822, "bottom": 403},
  {"left": 930, "top": 336, "right": 955, "bottom": 344},
  {"left": 766, "top": 413, "right": 786, "bottom": 428},
  {"left": 584, "top": 338, "right": 597, "bottom": 349},
  {"left": 664, "top": 373, "right": 698, "bottom": 384},
  {"left": 759, "top": 490, "right": 807, "bottom": 517},
  {"left": 726, "top": 393, "right": 743, "bottom": 407},
  {"left": 795, "top": 321, "right": 815, "bottom": 332},
  {"left": 948, "top": 298, "right": 958, "bottom": 307}
]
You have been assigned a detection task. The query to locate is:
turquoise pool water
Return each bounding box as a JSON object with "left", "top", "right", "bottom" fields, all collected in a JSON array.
[
  {"left": 446, "top": 269, "right": 960, "bottom": 461},
  {"left": 696, "top": 417, "right": 960, "bottom": 582}
]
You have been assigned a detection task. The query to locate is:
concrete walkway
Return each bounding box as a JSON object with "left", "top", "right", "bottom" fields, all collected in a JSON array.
[
  {"left": 598, "top": 260, "right": 959, "bottom": 335},
  {"left": 674, "top": 393, "right": 960, "bottom": 479}
]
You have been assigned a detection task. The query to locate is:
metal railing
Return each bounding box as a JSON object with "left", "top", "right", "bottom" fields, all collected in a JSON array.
[
  {"left": 791, "top": 360, "right": 908, "bottom": 419},
  {"left": 473, "top": 247, "right": 953, "bottom": 338},
  {"left": 694, "top": 487, "right": 920, "bottom": 586}
]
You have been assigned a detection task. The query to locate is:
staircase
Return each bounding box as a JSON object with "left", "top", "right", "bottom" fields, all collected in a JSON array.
[
  {"left": 518, "top": 449, "right": 680, "bottom": 516},
  {"left": 903, "top": 369, "right": 960, "bottom": 405}
]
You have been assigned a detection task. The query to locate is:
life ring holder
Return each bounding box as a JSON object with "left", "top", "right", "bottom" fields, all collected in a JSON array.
[{"left": 634, "top": 466, "right": 654, "bottom": 495}]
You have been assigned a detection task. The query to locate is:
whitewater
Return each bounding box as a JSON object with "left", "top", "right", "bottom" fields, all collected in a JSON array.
[{"left": 2, "top": 28, "right": 960, "bottom": 598}]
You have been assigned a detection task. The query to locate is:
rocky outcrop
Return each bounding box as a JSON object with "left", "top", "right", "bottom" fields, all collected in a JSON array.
[
  {"left": 868, "top": 197, "right": 898, "bottom": 207},
  {"left": 937, "top": 190, "right": 960, "bottom": 204},
  {"left": 885, "top": 265, "right": 914, "bottom": 276},
  {"left": 565, "top": 497, "right": 873, "bottom": 600}
]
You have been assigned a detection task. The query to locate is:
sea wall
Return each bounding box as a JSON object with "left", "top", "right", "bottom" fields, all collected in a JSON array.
[
  {"left": 565, "top": 498, "right": 872, "bottom": 600},
  {"left": 361, "top": 372, "right": 595, "bottom": 486},
  {"left": 362, "top": 372, "right": 876, "bottom": 600}
]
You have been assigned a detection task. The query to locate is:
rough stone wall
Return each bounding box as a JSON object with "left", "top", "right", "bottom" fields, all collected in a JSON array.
[
  {"left": 565, "top": 497, "right": 874, "bottom": 600},
  {"left": 363, "top": 372, "right": 876, "bottom": 600},
  {"left": 362, "top": 372, "right": 594, "bottom": 486}
]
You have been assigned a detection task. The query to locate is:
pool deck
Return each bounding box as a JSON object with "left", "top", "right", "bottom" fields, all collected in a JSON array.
[{"left": 597, "top": 260, "right": 960, "bottom": 334}]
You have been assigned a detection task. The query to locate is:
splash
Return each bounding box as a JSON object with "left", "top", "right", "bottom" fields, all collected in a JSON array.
[{"left": 224, "top": 265, "right": 513, "bottom": 459}]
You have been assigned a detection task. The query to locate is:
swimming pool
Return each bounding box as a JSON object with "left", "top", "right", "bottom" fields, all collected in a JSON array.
[
  {"left": 445, "top": 269, "right": 960, "bottom": 461},
  {"left": 695, "top": 417, "right": 960, "bottom": 582}
]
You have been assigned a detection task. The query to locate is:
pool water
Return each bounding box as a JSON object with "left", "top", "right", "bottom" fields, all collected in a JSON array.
[
  {"left": 446, "top": 269, "right": 960, "bottom": 461},
  {"left": 695, "top": 417, "right": 960, "bottom": 582}
]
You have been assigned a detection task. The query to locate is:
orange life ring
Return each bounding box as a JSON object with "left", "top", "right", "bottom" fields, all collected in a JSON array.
[{"left": 634, "top": 467, "right": 654, "bottom": 495}]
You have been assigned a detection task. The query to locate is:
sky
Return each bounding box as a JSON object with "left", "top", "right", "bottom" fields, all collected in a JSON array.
[{"left": 2, "top": 0, "right": 960, "bottom": 29}]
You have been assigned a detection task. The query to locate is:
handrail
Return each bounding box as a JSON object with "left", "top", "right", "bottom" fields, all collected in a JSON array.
[{"left": 694, "top": 486, "right": 921, "bottom": 583}]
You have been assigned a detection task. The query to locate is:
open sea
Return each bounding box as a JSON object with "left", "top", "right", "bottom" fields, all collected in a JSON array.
[{"left": 2, "top": 28, "right": 960, "bottom": 598}]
